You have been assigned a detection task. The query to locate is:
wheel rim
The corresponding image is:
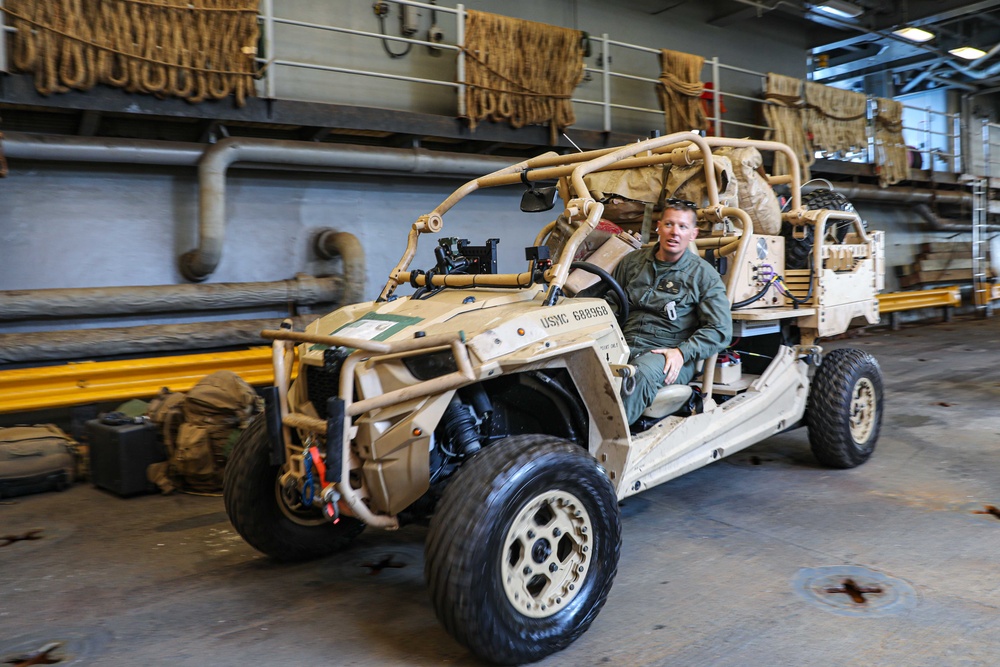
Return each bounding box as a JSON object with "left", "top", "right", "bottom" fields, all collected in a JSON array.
[
  {"left": 501, "top": 490, "right": 592, "bottom": 619},
  {"left": 849, "top": 377, "right": 877, "bottom": 446},
  {"left": 275, "top": 472, "right": 326, "bottom": 527}
]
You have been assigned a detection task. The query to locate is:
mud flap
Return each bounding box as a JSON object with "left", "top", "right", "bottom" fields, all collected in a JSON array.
[
  {"left": 260, "top": 386, "right": 285, "bottom": 466},
  {"left": 325, "top": 397, "right": 344, "bottom": 484}
]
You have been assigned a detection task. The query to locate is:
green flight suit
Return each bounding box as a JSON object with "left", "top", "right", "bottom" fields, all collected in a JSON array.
[{"left": 612, "top": 245, "right": 732, "bottom": 424}]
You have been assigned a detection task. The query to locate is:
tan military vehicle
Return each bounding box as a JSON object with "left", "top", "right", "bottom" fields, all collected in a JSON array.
[{"left": 223, "top": 132, "right": 886, "bottom": 665}]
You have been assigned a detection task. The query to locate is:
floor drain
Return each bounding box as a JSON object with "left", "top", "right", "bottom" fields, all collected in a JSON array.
[
  {"left": 361, "top": 555, "right": 406, "bottom": 575},
  {"left": 793, "top": 566, "right": 917, "bottom": 617},
  {"left": 973, "top": 505, "right": 1000, "bottom": 520},
  {"left": 3, "top": 641, "right": 63, "bottom": 666},
  {"left": 823, "top": 578, "right": 883, "bottom": 604},
  {"left": 0, "top": 529, "right": 44, "bottom": 549},
  {"left": 0, "top": 627, "right": 110, "bottom": 666}
]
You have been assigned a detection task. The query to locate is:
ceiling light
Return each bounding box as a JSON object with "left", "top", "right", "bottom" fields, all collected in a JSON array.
[
  {"left": 812, "top": 0, "right": 864, "bottom": 19},
  {"left": 892, "top": 26, "right": 935, "bottom": 43},
  {"left": 949, "top": 46, "right": 987, "bottom": 60}
]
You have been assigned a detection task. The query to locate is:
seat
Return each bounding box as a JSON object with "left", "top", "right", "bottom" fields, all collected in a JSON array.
[{"left": 640, "top": 383, "right": 693, "bottom": 419}]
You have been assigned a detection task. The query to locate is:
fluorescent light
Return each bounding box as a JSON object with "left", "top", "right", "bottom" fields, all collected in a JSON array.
[
  {"left": 893, "top": 26, "right": 935, "bottom": 43},
  {"left": 949, "top": 46, "right": 987, "bottom": 60},
  {"left": 812, "top": 0, "right": 864, "bottom": 19}
]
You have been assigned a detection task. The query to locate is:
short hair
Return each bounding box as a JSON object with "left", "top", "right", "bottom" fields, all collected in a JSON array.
[{"left": 660, "top": 198, "right": 698, "bottom": 226}]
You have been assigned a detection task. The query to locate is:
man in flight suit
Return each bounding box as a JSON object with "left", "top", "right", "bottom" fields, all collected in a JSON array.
[{"left": 612, "top": 198, "right": 732, "bottom": 425}]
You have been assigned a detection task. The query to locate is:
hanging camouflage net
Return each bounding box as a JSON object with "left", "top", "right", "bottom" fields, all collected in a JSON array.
[
  {"left": 3, "top": 0, "right": 259, "bottom": 106},
  {"left": 763, "top": 72, "right": 812, "bottom": 181},
  {"left": 657, "top": 48, "right": 707, "bottom": 135},
  {"left": 804, "top": 81, "right": 868, "bottom": 157},
  {"left": 463, "top": 10, "right": 583, "bottom": 144},
  {"left": 874, "top": 97, "right": 909, "bottom": 187}
]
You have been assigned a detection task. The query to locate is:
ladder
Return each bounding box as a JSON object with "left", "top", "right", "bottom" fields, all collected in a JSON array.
[
  {"left": 973, "top": 120, "right": 994, "bottom": 316},
  {"left": 970, "top": 177, "right": 989, "bottom": 315}
]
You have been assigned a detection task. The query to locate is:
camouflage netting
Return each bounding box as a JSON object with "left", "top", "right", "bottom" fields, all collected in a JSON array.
[
  {"left": 658, "top": 48, "right": 707, "bottom": 135},
  {"left": 4, "top": 0, "right": 259, "bottom": 106},
  {"left": 462, "top": 10, "right": 584, "bottom": 144},
  {"left": 874, "top": 97, "right": 910, "bottom": 187},
  {"left": 804, "top": 81, "right": 868, "bottom": 157},
  {"left": 763, "top": 72, "right": 812, "bottom": 181}
]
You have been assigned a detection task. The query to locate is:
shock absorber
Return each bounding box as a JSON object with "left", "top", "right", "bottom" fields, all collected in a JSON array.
[{"left": 441, "top": 395, "right": 481, "bottom": 455}]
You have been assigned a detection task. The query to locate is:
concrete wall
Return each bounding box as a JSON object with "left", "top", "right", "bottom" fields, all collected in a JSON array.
[{"left": 0, "top": 160, "right": 543, "bottom": 332}]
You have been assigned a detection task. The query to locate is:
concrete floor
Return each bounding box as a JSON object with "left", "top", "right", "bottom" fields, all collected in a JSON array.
[{"left": 3, "top": 316, "right": 1000, "bottom": 666}]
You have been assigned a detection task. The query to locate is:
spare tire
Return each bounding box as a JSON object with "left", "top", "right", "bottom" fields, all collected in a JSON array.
[{"left": 782, "top": 189, "right": 866, "bottom": 270}]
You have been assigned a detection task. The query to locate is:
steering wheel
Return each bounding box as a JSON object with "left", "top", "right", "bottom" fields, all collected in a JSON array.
[{"left": 569, "top": 261, "right": 629, "bottom": 325}]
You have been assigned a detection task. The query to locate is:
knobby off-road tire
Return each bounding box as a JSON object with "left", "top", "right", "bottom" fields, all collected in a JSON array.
[
  {"left": 807, "top": 348, "right": 883, "bottom": 468},
  {"left": 783, "top": 189, "right": 865, "bottom": 270},
  {"left": 425, "top": 435, "right": 621, "bottom": 665},
  {"left": 223, "top": 414, "right": 364, "bottom": 562}
]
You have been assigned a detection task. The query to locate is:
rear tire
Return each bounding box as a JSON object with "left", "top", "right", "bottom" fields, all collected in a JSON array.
[
  {"left": 425, "top": 435, "right": 621, "bottom": 665},
  {"left": 223, "top": 414, "right": 364, "bottom": 562},
  {"left": 807, "top": 348, "right": 883, "bottom": 468}
]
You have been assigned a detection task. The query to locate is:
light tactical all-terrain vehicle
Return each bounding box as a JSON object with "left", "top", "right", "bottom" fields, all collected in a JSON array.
[{"left": 223, "top": 133, "right": 886, "bottom": 665}]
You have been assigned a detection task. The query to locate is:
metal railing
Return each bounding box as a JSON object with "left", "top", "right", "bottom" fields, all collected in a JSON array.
[
  {"left": 252, "top": 2, "right": 974, "bottom": 177},
  {"left": 257, "top": 0, "right": 468, "bottom": 115},
  {"left": 0, "top": 0, "right": 975, "bottom": 178},
  {"left": 899, "top": 102, "right": 961, "bottom": 173}
]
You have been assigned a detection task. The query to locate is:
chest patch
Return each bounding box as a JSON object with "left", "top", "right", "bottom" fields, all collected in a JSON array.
[{"left": 657, "top": 278, "right": 681, "bottom": 295}]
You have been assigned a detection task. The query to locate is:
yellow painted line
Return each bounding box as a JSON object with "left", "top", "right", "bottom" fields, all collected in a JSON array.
[
  {"left": 0, "top": 347, "right": 291, "bottom": 414},
  {"left": 878, "top": 287, "right": 961, "bottom": 314}
]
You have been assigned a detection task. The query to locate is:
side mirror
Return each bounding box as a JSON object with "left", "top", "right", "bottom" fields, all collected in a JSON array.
[{"left": 520, "top": 185, "right": 559, "bottom": 213}]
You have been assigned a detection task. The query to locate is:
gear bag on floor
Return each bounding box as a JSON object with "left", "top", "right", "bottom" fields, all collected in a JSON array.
[
  {"left": 0, "top": 424, "right": 78, "bottom": 498},
  {"left": 148, "top": 371, "right": 261, "bottom": 493}
]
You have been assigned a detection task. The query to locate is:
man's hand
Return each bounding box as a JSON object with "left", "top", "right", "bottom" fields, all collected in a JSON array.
[{"left": 652, "top": 347, "right": 684, "bottom": 384}]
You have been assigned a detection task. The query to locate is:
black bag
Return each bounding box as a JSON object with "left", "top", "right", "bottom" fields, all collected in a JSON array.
[{"left": 0, "top": 424, "right": 77, "bottom": 498}]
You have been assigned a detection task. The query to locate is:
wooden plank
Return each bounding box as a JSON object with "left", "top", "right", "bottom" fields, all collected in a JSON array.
[
  {"left": 919, "top": 242, "right": 973, "bottom": 254},
  {"left": 898, "top": 268, "right": 989, "bottom": 287},
  {"left": 913, "top": 258, "right": 974, "bottom": 271},
  {"left": 915, "top": 251, "right": 978, "bottom": 261}
]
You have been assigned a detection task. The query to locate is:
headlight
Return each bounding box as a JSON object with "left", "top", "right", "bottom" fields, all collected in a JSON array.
[{"left": 403, "top": 350, "right": 458, "bottom": 380}]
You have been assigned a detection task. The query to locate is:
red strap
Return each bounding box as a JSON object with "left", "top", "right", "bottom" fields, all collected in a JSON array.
[{"left": 307, "top": 446, "right": 327, "bottom": 484}]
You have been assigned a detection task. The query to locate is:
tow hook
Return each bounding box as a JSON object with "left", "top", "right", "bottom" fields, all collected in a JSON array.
[
  {"left": 797, "top": 345, "right": 823, "bottom": 366},
  {"left": 614, "top": 365, "right": 637, "bottom": 396},
  {"left": 322, "top": 485, "right": 342, "bottom": 524}
]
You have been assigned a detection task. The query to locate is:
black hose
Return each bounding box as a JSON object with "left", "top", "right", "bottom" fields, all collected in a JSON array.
[
  {"left": 377, "top": 12, "right": 412, "bottom": 59},
  {"left": 441, "top": 396, "right": 480, "bottom": 455},
  {"left": 733, "top": 279, "right": 775, "bottom": 310},
  {"left": 524, "top": 372, "right": 587, "bottom": 444}
]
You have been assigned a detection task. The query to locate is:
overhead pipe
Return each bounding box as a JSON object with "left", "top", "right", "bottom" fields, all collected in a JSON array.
[
  {"left": 0, "top": 273, "right": 347, "bottom": 321},
  {"left": 803, "top": 182, "right": 972, "bottom": 207},
  {"left": 2, "top": 131, "right": 204, "bottom": 165},
  {"left": 943, "top": 57, "right": 1000, "bottom": 82},
  {"left": 0, "top": 316, "right": 317, "bottom": 364},
  {"left": 180, "top": 138, "right": 515, "bottom": 282},
  {"left": 927, "top": 75, "right": 979, "bottom": 93},
  {"left": 912, "top": 202, "right": 1000, "bottom": 233},
  {"left": 313, "top": 229, "right": 367, "bottom": 305}
]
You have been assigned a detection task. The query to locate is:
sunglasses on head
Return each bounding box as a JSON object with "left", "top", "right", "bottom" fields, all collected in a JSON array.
[{"left": 664, "top": 198, "right": 698, "bottom": 211}]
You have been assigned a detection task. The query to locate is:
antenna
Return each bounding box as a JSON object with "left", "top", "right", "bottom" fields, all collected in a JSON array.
[{"left": 561, "top": 132, "right": 583, "bottom": 153}]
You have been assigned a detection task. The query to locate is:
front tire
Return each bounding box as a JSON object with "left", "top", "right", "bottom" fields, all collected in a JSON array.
[
  {"left": 425, "top": 435, "right": 621, "bottom": 665},
  {"left": 807, "top": 348, "right": 883, "bottom": 468},
  {"left": 223, "top": 414, "right": 364, "bottom": 562}
]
